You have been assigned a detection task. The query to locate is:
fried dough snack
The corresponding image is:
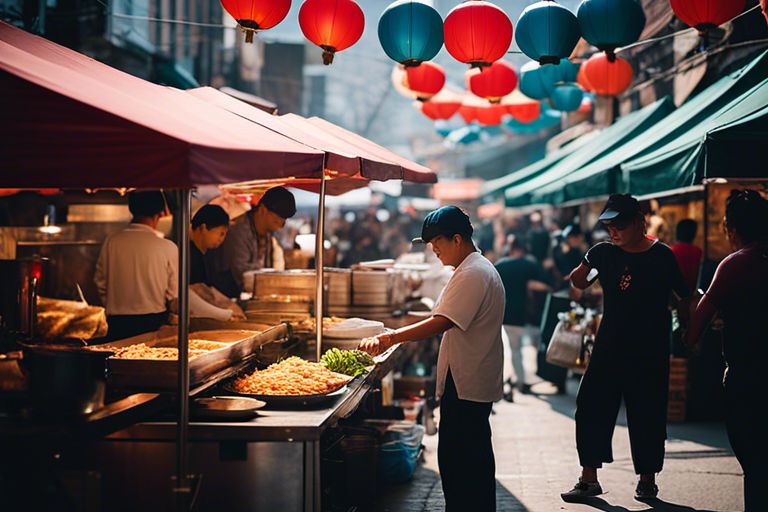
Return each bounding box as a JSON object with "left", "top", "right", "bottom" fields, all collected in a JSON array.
[{"left": 232, "top": 356, "right": 352, "bottom": 395}]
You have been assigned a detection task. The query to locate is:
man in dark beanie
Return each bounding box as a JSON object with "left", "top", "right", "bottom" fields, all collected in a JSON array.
[{"left": 207, "top": 186, "right": 296, "bottom": 297}]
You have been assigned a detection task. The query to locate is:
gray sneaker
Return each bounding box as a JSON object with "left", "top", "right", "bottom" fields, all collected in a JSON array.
[
  {"left": 634, "top": 481, "right": 659, "bottom": 501},
  {"left": 561, "top": 479, "right": 603, "bottom": 502}
]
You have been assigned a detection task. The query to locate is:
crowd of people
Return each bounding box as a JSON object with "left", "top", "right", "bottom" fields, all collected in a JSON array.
[{"left": 360, "top": 190, "right": 767, "bottom": 512}]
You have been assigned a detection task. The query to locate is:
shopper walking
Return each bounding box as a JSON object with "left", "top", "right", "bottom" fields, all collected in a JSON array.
[
  {"left": 687, "top": 189, "right": 768, "bottom": 512},
  {"left": 495, "top": 235, "right": 551, "bottom": 399},
  {"left": 360, "top": 206, "right": 505, "bottom": 512},
  {"left": 561, "top": 194, "right": 690, "bottom": 503}
]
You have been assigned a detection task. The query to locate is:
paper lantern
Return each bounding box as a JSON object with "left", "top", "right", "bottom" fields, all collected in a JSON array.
[
  {"left": 444, "top": 1, "right": 513, "bottom": 68},
  {"left": 670, "top": 0, "right": 746, "bottom": 32},
  {"left": 299, "top": 0, "right": 365, "bottom": 65},
  {"left": 507, "top": 102, "right": 541, "bottom": 123},
  {"left": 582, "top": 53, "right": 633, "bottom": 96},
  {"left": 577, "top": 0, "right": 646, "bottom": 57},
  {"left": 466, "top": 60, "right": 519, "bottom": 103},
  {"left": 475, "top": 104, "right": 507, "bottom": 126},
  {"left": 550, "top": 83, "right": 584, "bottom": 112},
  {"left": 553, "top": 58, "right": 580, "bottom": 83},
  {"left": 220, "top": 0, "right": 292, "bottom": 43},
  {"left": 420, "top": 99, "right": 462, "bottom": 120},
  {"left": 577, "top": 63, "right": 593, "bottom": 92},
  {"left": 379, "top": 0, "right": 444, "bottom": 66},
  {"left": 405, "top": 62, "right": 446, "bottom": 101},
  {"left": 518, "top": 61, "right": 559, "bottom": 100},
  {"left": 515, "top": 1, "right": 581, "bottom": 65},
  {"left": 458, "top": 105, "right": 478, "bottom": 123}
]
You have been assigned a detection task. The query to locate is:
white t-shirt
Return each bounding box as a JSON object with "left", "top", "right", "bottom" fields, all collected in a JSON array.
[
  {"left": 433, "top": 251, "right": 506, "bottom": 403},
  {"left": 94, "top": 223, "right": 178, "bottom": 315}
]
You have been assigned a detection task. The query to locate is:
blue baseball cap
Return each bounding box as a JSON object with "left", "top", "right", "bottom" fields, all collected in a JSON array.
[{"left": 412, "top": 206, "right": 473, "bottom": 244}]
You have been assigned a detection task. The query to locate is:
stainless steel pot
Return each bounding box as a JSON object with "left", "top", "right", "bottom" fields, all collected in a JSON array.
[{"left": 20, "top": 343, "right": 109, "bottom": 417}]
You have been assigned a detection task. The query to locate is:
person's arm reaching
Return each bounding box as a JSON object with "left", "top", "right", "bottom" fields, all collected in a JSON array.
[
  {"left": 359, "top": 315, "right": 454, "bottom": 356},
  {"left": 528, "top": 280, "right": 553, "bottom": 293},
  {"left": 569, "top": 262, "right": 594, "bottom": 290}
]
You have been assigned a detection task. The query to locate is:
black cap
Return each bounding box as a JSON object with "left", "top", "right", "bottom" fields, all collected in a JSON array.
[
  {"left": 598, "top": 194, "right": 641, "bottom": 223},
  {"left": 412, "top": 206, "right": 473, "bottom": 244},
  {"left": 258, "top": 186, "right": 296, "bottom": 219},
  {"left": 562, "top": 224, "right": 582, "bottom": 238}
]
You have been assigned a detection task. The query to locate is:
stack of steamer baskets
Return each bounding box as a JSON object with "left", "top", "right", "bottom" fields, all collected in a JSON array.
[{"left": 244, "top": 269, "right": 352, "bottom": 325}]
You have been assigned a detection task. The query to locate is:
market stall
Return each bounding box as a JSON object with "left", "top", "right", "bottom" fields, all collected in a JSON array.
[{"left": 0, "top": 21, "right": 437, "bottom": 512}]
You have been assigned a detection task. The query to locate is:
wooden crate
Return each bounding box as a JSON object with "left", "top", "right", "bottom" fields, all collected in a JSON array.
[{"left": 667, "top": 357, "right": 688, "bottom": 423}]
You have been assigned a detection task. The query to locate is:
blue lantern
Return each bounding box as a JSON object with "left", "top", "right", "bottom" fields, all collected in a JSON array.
[
  {"left": 519, "top": 62, "right": 559, "bottom": 100},
  {"left": 378, "top": 0, "right": 444, "bottom": 66},
  {"left": 550, "top": 83, "right": 584, "bottom": 112},
  {"left": 554, "top": 58, "right": 580, "bottom": 83},
  {"left": 577, "top": 0, "right": 646, "bottom": 56},
  {"left": 516, "top": 1, "right": 581, "bottom": 65}
]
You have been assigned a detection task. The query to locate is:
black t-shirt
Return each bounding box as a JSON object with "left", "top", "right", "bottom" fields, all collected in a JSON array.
[
  {"left": 495, "top": 256, "right": 545, "bottom": 326},
  {"left": 190, "top": 242, "right": 208, "bottom": 285},
  {"left": 584, "top": 241, "right": 689, "bottom": 356}
]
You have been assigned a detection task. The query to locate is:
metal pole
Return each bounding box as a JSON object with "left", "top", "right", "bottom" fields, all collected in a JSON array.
[
  {"left": 314, "top": 174, "right": 327, "bottom": 362},
  {"left": 175, "top": 190, "right": 191, "bottom": 511}
]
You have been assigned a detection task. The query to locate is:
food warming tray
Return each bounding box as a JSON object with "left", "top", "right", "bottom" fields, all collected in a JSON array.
[{"left": 101, "top": 324, "right": 289, "bottom": 390}]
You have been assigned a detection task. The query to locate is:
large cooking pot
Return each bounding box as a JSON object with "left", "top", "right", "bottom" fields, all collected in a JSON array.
[{"left": 20, "top": 342, "right": 109, "bottom": 417}]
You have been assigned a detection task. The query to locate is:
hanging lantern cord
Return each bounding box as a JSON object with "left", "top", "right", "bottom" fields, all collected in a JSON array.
[{"left": 320, "top": 45, "right": 337, "bottom": 65}]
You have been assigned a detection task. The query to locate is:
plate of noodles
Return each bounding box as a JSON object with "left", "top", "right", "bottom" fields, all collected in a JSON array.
[{"left": 222, "top": 356, "right": 353, "bottom": 407}]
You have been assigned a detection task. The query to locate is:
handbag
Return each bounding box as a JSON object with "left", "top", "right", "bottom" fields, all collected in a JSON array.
[{"left": 545, "top": 320, "right": 584, "bottom": 369}]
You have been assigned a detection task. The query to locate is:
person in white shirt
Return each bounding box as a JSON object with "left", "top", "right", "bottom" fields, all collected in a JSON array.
[
  {"left": 360, "top": 206, "right": 505, "bottom": 512},
  {"left": 94, "top": 191, "right": 177, "bottom": 340}
]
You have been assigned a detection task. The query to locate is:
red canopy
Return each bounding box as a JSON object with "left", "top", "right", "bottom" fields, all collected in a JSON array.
[
  {"left": 187, "top": 87, "right": 404, "bottom": 182},
  {"left": 0, "top": 22, "right": 324, "bottom": 188},
  {"left": 302, "top": 116, "right": 437, "bottom": 184}
]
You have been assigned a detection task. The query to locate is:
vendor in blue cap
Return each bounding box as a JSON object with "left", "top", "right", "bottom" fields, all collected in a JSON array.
[
  {"left": 561, "top": 194, "right": 690, "bottom": 504},
  {"left": 360, "top": 206, "right": 505, "bottom": 512}
]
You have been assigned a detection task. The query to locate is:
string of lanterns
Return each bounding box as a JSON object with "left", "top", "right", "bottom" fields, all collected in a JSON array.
[{"left": 218, "top": 0, "right": 753, "bottom": 128}]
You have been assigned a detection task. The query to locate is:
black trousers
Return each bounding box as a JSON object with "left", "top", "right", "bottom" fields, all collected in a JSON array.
[
  {"left": 438, "top": 369, "right": 495, "bottom": 512},
  {"left": 106, "top": 312, "right": 167, "bottom": 341},
  {"left": 724, "top": 372, "right": 768, "bottom": 512},
  {"left": 575, "top": 348, "right": 669, "bottom": 475}
]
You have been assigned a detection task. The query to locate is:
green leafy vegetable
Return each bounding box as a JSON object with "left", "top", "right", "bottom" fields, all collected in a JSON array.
[{"left": 321, "top": 348, "right": 374, "bottom": 377}]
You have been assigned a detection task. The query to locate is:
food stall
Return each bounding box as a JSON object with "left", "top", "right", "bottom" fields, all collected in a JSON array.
[{"left": 0, "top": 21, "right": 438, "bottom": 512}]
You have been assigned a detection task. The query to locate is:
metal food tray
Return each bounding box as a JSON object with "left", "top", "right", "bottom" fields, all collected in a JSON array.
[{"left": 102, "top": 324, "right": 289, "bottom": 390}]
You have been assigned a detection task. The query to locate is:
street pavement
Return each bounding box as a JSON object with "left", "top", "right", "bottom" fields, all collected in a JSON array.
[{"left": 376, "top": 377, "right": 744, "bottom": 512}]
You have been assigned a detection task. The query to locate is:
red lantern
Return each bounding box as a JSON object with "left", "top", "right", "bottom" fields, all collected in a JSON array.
[
  {"left": 577, "top": 63, "right": 593, "bottom": 92},
  {"left": 466, "top": 60, "right": 518, "bottom": 103},
  {"left": 507, "top": 102, "right": 540, "bottom": 123},
  {"left": 405, "top": 62, "right": 446, "bottom": 101},
  {"left": 421, "top": 99, "right": 462, "bottom": 120},
  {"left": 444, "top": 1, "right": 513, "bottom": 68},
  {"left": 299, "top": 0, "right": 365, "bottom": 65},
  {"left": 670, "top": 0, "right": 746, "bottom": 32},
  {"left": 583, "top": 53, "right": 633, "bottom": 96},
  {"left": 459, "top": 104, "right": 479, "bottom": 123},
  {"left": 220, "top": 0, "right": 292, "bottom": 43},
  {"left": 475, "top": 104, "right": 507, "bottom": 126}
]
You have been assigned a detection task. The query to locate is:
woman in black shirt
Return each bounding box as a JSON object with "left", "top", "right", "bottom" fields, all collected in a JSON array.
[{"left": 562, "top": 195, "right": 689, "bottom": 504}]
